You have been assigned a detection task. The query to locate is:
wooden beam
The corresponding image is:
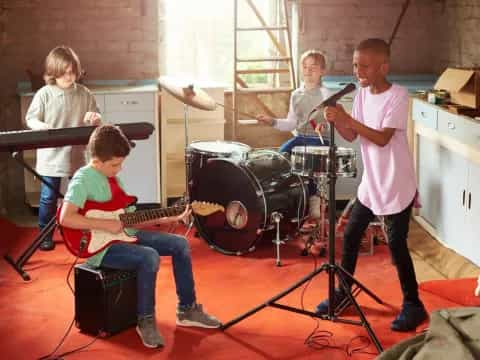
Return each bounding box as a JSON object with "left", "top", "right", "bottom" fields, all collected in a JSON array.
[{"left": 245, "top": 0, "right": 287, "bottom": 57}]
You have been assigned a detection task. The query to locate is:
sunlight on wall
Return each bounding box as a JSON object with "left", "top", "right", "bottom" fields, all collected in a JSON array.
[
  {"left": 164, "top": 0, "right": 274, "bottom": 86},
  {"left": 165, "top": 0, "right": 233, "bottom": 84}
]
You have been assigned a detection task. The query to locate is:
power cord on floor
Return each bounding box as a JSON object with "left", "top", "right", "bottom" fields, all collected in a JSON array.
[
  {"left": 299, "top": 243, "right": 378, "bottom": 357},
  {"left": 304, "top": 323, "right": 377, "bottom": 357},
  {"left": 38, "top": 238, "right": 100, "bottom": 360}
]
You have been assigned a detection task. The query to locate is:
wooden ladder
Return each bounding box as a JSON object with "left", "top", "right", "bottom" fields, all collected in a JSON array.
[{"left": 232, "top": 0, "right": 296, "bottom": 141}]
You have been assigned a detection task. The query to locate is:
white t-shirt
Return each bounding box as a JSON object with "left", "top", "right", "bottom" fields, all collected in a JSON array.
[{"left": 353, "top": 83, "right": 416, "bottom": 215}]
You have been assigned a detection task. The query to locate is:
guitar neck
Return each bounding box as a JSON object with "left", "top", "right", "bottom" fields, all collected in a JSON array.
[{"left": 119, "top": 205, "right": 185, "bottom": 226}]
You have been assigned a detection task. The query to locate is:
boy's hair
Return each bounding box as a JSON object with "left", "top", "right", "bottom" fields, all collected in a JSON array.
[
  {"left": 300, "top": 49, "right": 327, "bottom": 69},
  {"left": 44, "top": 45, "right": 82, "bottom": 85},
  {"left": 87, "top": 125, "right": 131, "bottom": 162},
  {"left": 355, "top": 38, "right": 390, "bottom": 61}
]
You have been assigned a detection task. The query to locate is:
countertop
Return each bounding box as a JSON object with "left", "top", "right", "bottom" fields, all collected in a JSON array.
[{"left": 17, "top": 79, "right": 159, "bottom": 96}]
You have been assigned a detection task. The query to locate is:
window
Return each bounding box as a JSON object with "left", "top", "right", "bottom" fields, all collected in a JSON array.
[
  {"left": 164, "top": 0, "right": 287, "bottom": 87},
  {"left": 164, "top": 0, "right": 234, "bottom": 85}
]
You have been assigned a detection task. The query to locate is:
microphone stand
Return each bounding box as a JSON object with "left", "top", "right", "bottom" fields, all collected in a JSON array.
[{"left": 221, "top": 101, "right": 385, "bottom": 354}]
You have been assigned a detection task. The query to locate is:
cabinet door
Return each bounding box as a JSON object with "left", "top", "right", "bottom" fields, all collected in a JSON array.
[
  {"left": 417, "top": 136, "right": 442, "bottom": 229},
  {"left": 412, "top": 99, "right": 438, "bottom": 129},
  {"left": 463, "top": 160, "right": 480, "bottom": 266},
  {"left": 105, "top": 110, "right": 159, "bottom": 204},
  {"left": 94, "top": 94, "right": 105, "bottom": 114},
  {"left": 437, "top": 145, "right": 468, "bottom": 249}
]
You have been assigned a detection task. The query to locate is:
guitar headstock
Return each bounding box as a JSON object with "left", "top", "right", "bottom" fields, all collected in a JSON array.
[{"left": 191, "top": 201, "right": 225, "bottom": 216}]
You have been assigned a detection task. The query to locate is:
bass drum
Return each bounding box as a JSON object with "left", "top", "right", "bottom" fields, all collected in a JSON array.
[{"left": 190, "top": 149, "right": 307, "bottom": 255}]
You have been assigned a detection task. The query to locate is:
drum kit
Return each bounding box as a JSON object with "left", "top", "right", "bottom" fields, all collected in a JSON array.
[
  {"left": 160, "top": 77, "right": 383, "bottom": 349},
  {"left": 159, "top": 76, "right": 357, "bottom": 259}
]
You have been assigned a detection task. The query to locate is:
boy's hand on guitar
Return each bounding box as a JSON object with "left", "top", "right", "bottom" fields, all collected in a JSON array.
[
  {"left": 176, "top": 205, "right": 192, "bottom": 223},
  {"left": 103, "top": 219, "right": 124, "bottom": 234},
  {"left": 151, "top": 205, "right": 192, "bottom": 226}
]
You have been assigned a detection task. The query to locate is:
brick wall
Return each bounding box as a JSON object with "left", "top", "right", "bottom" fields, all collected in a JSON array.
[
  {"left": 433, "top": 0, "right": 480, "bottom": 71},
  {"left": 0, "top": 0, "right": 163, "bottom": 214},
  {"left": 0, "top": 0, "right": 478, "bottom": 214},
  {"left": 297, "top": 0, "right": 443, "bottom": 75}
]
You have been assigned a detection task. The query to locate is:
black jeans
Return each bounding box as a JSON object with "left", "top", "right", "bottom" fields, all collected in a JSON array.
[{"left": 341, "top": 198, "right": 421, "bottom": 305}]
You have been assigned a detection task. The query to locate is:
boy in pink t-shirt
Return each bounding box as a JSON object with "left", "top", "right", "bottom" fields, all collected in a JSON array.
[{"left": 315, "top": 38, "right": 427, "bottom": 332}]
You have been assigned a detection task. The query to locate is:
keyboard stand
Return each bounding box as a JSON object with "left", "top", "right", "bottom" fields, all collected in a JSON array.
[{"left": 3, "top": 151, "right": 64, "bottom": 281}]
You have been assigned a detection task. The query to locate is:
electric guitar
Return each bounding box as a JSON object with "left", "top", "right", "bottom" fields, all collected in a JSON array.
[{"left": 58, "top": 199, "right": 224, "bottom": 258}]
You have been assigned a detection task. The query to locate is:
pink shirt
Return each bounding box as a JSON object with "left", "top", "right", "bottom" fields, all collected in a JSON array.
[{"left": 352, "top": 84, "right": 416, "bottom": 215}]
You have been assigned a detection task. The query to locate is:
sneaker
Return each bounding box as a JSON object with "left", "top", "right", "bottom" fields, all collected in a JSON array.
[
  {"left": 136, "top": 315, "right": 164, "bottom": 348},
  {"left": 391, "top": 301, "right": 428, "bottom": 332},
  {"left": 39, "top": 238, "right": 55, "bottom": 251},
  {"left": 315, "top": 288, "right": 352, "bottom": 315},
  {"left": 176, "top": 303, "right": 221, "bottom": 328}
]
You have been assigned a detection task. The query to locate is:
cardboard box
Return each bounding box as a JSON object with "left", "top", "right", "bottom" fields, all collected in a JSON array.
[{"left": 434, "top": 68, "right": 480, "bottom": 109}]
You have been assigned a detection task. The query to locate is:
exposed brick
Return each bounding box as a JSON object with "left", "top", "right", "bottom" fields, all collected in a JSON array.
[{"left": 1, "top": 0, "right": 480, "bottom": 213}]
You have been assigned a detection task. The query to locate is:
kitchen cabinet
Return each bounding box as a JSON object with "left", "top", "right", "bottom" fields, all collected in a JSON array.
[
  {"left": 18, "top": 82, "right": 160, "bottom": 206},
  {"left": 412, "top": 97, "right": 480, "bottom": 266},
  {"left": 160, "top": 85, "right": 226, "bottom": 204}
]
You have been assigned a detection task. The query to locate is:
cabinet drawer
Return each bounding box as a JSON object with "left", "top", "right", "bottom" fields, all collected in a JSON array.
[
  {"left": 105, "top": 93, "right": 154, "bottom": 112},
  {"left": 438, "top": 109, "right": 467, "bottom": 141},
  {"left": 412, "top": 100, "right": 437, "bottom": 129}
]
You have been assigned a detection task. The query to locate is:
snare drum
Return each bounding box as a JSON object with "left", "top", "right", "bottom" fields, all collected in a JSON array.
[{"left": 291, "top": 146, "right": 356, "bottom": 178}]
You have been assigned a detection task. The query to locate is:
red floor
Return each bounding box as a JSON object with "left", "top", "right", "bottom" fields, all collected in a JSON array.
[{"left": 0, "top": 218, "right": 459, "bottom": 359}]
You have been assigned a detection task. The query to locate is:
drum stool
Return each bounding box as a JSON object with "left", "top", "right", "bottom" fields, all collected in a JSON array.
[
  {"left": 299, "top": 179, "right": 329, "bottom": 256},
  {"left": 335, "top": 198, "right": 388, "bottom": 256},
  {"left": 74, "top": 263, "right": 137, "bottom": 337}
]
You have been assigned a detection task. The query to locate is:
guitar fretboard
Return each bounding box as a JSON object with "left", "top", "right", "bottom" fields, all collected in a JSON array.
[{"left": 119, "top": 205, "right": 186, "bottom": 226}]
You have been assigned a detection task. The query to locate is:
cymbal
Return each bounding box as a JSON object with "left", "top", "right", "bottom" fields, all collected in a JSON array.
[{"left": 159, "top": 76, "right": 216, "bottom": 111}]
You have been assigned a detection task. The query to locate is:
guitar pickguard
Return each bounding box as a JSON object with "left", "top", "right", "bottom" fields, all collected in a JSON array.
[{"left": 85, "top": 208, "right": 137, "bottom": 254}]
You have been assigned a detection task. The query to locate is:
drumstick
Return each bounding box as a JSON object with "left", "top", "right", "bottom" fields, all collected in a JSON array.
[
  {"left": 309, "top": 119, "right": 325, "bottom": 145},
  {"left": 215, "top": 102, "right": 259, "bottom": 123}
]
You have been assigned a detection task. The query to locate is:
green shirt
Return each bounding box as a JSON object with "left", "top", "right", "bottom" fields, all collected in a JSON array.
[{"left": 64, "top": 165, "right": 136, "bottom": 267}]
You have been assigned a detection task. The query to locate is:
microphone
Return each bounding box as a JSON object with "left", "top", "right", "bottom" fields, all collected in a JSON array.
[{"left": 315, "top": 83, "right": 356, "bottom": 110}]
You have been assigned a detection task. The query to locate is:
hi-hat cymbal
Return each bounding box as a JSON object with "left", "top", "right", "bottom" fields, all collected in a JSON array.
[{"left": 159, "top": 76, "right": 216, "bottom": 111}]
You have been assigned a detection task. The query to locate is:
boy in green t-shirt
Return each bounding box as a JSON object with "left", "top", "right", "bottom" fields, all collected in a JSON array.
[{"left": 59, "top": 124, "right": 221, "bottom": 348}]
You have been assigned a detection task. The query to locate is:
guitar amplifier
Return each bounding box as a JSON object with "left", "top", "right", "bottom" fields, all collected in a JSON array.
[{"left": 74, "top": 263, "right": 137, "bottom": 337}]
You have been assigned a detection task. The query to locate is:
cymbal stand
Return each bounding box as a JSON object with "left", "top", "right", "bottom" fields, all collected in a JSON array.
[
  {"left": 271, "top": 212, "right": 284, "bottom": 267},
  {"left": 222, "top": 120, "right": 384, "bottom": 354},
  {"left": 182, "top": 101, "right": 195, "bottom": 236}
]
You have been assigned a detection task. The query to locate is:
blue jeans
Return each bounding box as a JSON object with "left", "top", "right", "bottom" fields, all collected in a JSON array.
[
  {"left": 39, "top": 176, "right": 62, "bottom": 240},
  {"left": 279, "top": 135, "right": 329, "bottom": 154},
  {"left": 100, "top": 230, "right": 197, "bottom": 317}
]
